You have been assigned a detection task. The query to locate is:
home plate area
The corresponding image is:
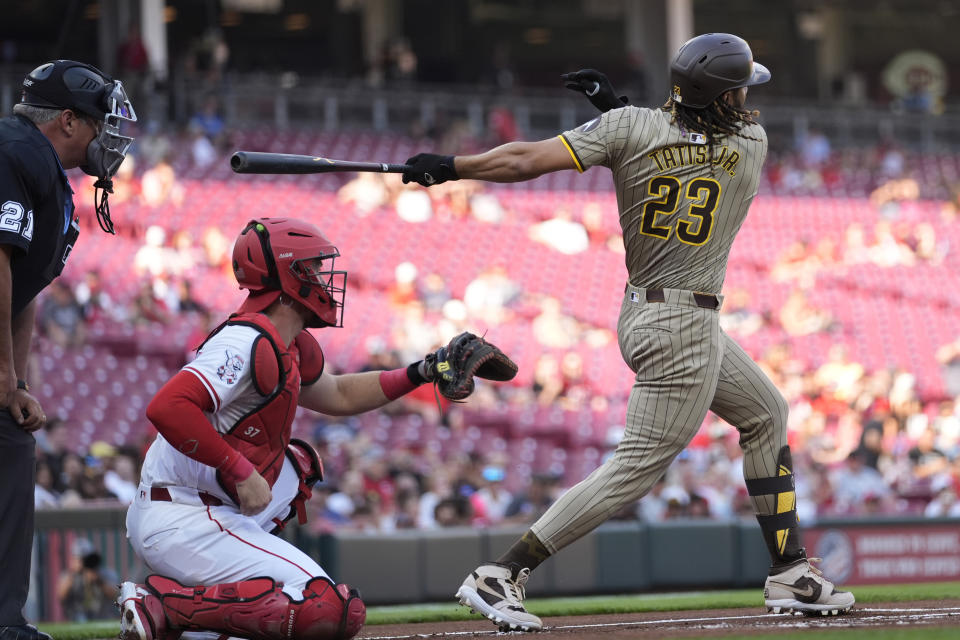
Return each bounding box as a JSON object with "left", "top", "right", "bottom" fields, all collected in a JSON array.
[{"left": 359, "top": 601, "right": 960, "bottom": 639}]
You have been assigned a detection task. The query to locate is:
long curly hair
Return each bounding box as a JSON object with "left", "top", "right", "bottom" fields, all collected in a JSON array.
[{"left": 661, "top": 95, "right": 761, "bottom": 162}]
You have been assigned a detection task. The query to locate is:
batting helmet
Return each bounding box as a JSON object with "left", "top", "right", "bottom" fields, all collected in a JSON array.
[
  {"left": 233, "top": 218, "right": 347, "bottom": 328},
  {"left": 20, "top": 60, "right": 137, "bottom": 180},
  {"left": 669, "top": 34, "right": 770, "bottom": 109}
]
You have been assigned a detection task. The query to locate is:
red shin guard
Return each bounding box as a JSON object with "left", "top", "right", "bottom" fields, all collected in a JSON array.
[{"left": 145, "top": 575, "right": 366, "bottom": 640}]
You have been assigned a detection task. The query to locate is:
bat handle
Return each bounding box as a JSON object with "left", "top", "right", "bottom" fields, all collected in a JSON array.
[{"left": 385, "top": 163, "right": 413, "bottom": 173}]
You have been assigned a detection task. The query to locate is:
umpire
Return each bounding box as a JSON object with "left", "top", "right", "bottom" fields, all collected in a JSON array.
[{"left": 0, "top": 60, "right": 136, "bottom": 640}]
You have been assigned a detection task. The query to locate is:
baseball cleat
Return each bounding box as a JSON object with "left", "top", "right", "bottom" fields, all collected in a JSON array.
[
  {"left": 456, "top": 562, "right": 543, "bottom": 632},
  {"left": 118, "top": 582, "right": 172, "bottom": 640},
  {"left": 764, "top": 557, "right": 855, "bottom": 616}
]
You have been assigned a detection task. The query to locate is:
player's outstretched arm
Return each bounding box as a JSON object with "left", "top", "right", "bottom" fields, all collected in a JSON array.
[
  {"left": 403, "top": 138, "right": 577, "bottom": 187},
  {"left": 299, "top": 370, "right": 398, "bottom": 416}
]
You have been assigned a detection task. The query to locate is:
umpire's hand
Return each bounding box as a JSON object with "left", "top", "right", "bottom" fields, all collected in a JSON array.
[
  {"left": 402, "top": 154, "right": 459, "bottom": 187},
  {"left": 3, "top": 386, "right": 46, "bottom": 432},
  {"left": 561, "top": 69, "right": 629, "bottom": 112}
]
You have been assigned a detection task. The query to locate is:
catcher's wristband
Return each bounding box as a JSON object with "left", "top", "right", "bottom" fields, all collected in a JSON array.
[{"left": 379, "top": 364, "right": 425, "bottom": 401}]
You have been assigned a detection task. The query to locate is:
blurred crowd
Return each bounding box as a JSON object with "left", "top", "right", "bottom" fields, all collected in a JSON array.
[{"left": 24, "top": 107, "right": 960, "bottom": 535}]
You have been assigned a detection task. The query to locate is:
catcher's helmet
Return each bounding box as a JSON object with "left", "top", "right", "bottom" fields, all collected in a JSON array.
[
  {"left": 233, "top": 218, "right": 347, "bottom": 328},
  {"left": 669, "top": 33, "right": 770, "bottom": 109},
  {"left": 20, "top": 60, "right": 137, "bottom": 180}
]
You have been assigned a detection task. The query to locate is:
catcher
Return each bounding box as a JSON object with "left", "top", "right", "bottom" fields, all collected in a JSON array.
[{"left": 117, "top": 217, "right": 516, "bottom": 640}]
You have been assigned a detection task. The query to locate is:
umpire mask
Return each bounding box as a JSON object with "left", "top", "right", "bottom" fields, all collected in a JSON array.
[
  {"left": 80, "top": 80, "right": 137, "bottom": 180},
  {"left": 22, "top": 61, "right": 137, "bottom": 233}
]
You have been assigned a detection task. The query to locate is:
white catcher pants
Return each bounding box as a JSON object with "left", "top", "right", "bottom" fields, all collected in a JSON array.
[{"left": 126, "top": 457, "right": 328, "bottom": 601}]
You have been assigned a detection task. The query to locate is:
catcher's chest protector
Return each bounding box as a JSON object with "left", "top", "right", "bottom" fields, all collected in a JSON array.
[{"left": 207, "top": 313, "right": 308, "bottom": 495}]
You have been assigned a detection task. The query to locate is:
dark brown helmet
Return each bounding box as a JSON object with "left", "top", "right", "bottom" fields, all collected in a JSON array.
[{"left": 669, "top": 33, "right": 770, "bottom": 109}]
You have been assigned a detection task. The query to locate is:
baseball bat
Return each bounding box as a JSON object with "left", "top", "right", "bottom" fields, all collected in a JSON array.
[{"left": 230, "top": 151, "right": 412, "bottom": 175}]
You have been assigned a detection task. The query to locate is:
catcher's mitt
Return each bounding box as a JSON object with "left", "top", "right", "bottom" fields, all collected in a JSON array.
[{"left": 425, "top": 332, "right": 518, "bottom": 401}]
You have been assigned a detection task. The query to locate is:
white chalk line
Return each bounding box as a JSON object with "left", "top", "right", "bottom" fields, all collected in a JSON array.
[{"left": 360, "top": 606, "right": 960, "bottom": 639}]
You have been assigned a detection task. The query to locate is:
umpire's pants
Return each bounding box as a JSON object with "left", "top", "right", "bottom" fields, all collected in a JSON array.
[{"left": 0, "top": 413, "right": 35, "bottom": 626}]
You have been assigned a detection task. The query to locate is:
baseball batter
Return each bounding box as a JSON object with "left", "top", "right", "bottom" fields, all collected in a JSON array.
[
  {"left": 117, "top": 218, "right": 462, "bottom": 640},
  {"left": 402, "top": 34, "right": 854, "bottom": 631}
]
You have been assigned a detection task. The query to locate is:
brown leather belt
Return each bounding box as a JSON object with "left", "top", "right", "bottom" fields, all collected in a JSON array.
[
  {"left": 645, "top": 288, "right": 720, "bottom": 310},
  {"left": 150, "top": 486, "right": 224, "bottom": 507}
]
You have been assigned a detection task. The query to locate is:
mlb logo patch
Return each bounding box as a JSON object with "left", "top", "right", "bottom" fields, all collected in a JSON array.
[{"left": 689, "top": 132, "right": 707, "bottom": 144}]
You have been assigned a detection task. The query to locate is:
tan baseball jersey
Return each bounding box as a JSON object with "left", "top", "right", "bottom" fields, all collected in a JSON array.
[
  {"left": 528, "top": 108, "right": 791, "bottom": 555},
  {"left": 559, "top": 106, "right": 767, "bottom": 294}
]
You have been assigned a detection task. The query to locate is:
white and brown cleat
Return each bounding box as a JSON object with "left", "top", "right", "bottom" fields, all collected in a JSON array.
[
  {"left": 764, "top": 557, "right": 855, "bottom": 616},
  {"left": 456, "top": 563, "right": 543, "bottom": 631}
]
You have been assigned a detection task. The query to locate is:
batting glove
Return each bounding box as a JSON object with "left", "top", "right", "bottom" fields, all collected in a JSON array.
[
  {"left": 561, "top": 69, "right": 629, "bottom": 113},
  {"left": 402, "top": 153, "right": 459, "bottom": 187}
]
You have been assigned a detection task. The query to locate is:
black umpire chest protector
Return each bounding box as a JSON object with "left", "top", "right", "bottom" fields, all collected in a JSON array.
[{"left": 0, "top": 115, "right": 80, "bottom": 318}]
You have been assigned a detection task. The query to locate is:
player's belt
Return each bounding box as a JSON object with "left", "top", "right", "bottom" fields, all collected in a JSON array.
[
  {"left": 645, "top": 288, "right": 720, "bottom": 310},
  {"left": 149, "top": 486, "right": 224, "bottom": 507}
]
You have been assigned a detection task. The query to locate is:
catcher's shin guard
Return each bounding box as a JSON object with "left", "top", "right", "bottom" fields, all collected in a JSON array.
[
  {"left": 143, "top": 575, "right": 365, "bottom": 640},
  {"left": 747, "top": 446, "right": 805, "bottom": 565}
]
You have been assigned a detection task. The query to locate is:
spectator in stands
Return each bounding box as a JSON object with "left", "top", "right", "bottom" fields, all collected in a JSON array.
[
  {"left": 463, "top": 264, "right": 520, "bottom": 325},
  {"left": 778, "top": 289, "right": 835, "bottom": 337},
  {"left": 175, "top": 279, "right": 206, "bottom": 315},
  {"left": 528, "top": 207, "right": 589, "bottom": 255},
  {"left": 417, "top": 467, "right": 454, "bottom": 529},
  {"left": 34, "top": 460, "right": 59, "bottom": 509},
  {"left": 870, "top": 177, "right": 920, "bottom": 219},
  {"left": 581, "top": 201, "right": 621, "bottom": 252},
  {"left": 337, "top": 172, "right": 390, "bottom": 216},
  {"left": 503, "top": 473, "right": 558, "bottom": 524},
  {"left": 189, "top": 95, "right": 226, "bottom": 141},
  {"left": 924, "top": 484, "right": 960, "bottom": 518},
  {"left": 200, "top": 226, "right": 231, "bottom": 272},
  {"left": 935, "top": 337, "right": 960, "bottom": 398},
  {"left": 418, "top": 272, "right": 451, "bottom": 313},
  {"left": 393, "top": 179, "right": 433, "bottom": 223},
  {"left": 474, "top": 465, "right": 512, "bottom": 526},
  {"left": 102, "top": 450, "right": 139, "bottom": 504},
  {"left": 798, "top": 128, "right": 831, "bottom": 168},
  {"left": 828, "top": 449, "right": 894, "bottom": 515},
  {"left": 38, "top": 280, "right": 86, "bottom": 348},
  {"left": 129, "top": 279, "right": 172, "bottom": 325},
  {"left": 434, "top": 496, "right": 473, "bottom": 527},
  {"left": 869, "top": 220, "right": 917, "bottom": 266},
  {"left": 908, "top": 427, "right": 950, "bottom": 482},
  {"left": 57, "top": 452, "right": 87, "bottom": 507},
  {"left": 531, "top": 296, "right": 580, "bottom": 349},
  {"left": 637, "top": 475, "right": 669, "bottom": 522},
  {"left": 75, "top": 271, "right": 119, "bottom": 322},
  {"left": 188, "top": 122, "right": 217, "bottom": 169},
  {"left": 56, "top": 539, "right": 118, "bottom": 622},
  {"left": 140, "top": 153, "right": 184, "bottom": 208},
  {"left": 718, "top": 288, "right": 766, "bottom": 337},
  {"left": 387, "top": 262, "right": 419, "bottom": 309},
  {"left": 36, "top": 418, "right": 71, "bottom": 493}
]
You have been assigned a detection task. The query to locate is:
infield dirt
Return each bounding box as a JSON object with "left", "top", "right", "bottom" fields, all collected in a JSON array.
[{"left": 358, "top": 600, "right": 960, "bottom": 638}]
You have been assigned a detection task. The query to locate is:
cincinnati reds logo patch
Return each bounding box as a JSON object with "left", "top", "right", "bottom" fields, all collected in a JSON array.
[{"left": 217, "top": 348, "right": 245, "bottom": 384}]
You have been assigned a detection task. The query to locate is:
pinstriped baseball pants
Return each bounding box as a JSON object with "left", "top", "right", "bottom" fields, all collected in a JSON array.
[{"left": 531, "top": 285, "right": 788, "bottom": 553}]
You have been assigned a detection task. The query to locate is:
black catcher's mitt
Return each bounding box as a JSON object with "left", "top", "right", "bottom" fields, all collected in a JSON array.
[{"left": 425, "top": 332, "right": 518, "bottom": 401}]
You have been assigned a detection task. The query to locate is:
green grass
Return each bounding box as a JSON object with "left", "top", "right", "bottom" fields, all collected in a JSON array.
[{"left": 39, "top": 581, "right": 960, "bottom": 638}]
